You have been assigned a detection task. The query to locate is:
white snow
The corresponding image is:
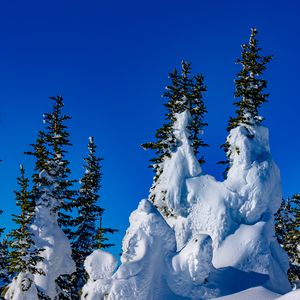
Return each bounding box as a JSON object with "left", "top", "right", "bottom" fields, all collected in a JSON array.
[
  {"left": 4, "top": 273, "right": 39, "bottom": 300},
  {"left": 212, "top": 286, "right": 280, "bottom": 300},
  {"left": 84, "top": 249, "right": 117, "bottom": 281},
  {"left": 81, "top": 112, "right": 292, "bottom": 299},
  {"left": 31, "top": 169, "right": 76, "bottom": 299},
  {"left": 149, "top": 111, "right": 202, "bottom": 216}
]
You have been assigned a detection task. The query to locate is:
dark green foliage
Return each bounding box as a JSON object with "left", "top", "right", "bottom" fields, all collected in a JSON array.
[
  {"left": 69, "top": 137, "right": 117, "bottom": 298},
  {"left": 142, "top": 61, "right": 208, "bottom": 168},
  {"left": 275, "top": 195, "right": 300, "bottom": 283},
  {"left": 228, "top": 28, "right": 272, "bottom": 130},
  {"left": 0, "top": 211, "right": 10, "bottom": 298},
  {"left": 26, "top": 96, "right": 76, "bottom": 229},
  {"left": 142, "top": 61, "right": 207, "bottom": 215},
  {"left": 6, "top": 166, "right": 44, "bottom": 292},
  {"left": 44, "top": 96, "right": 77, "bottom": 224},
  {"left": 25, "top": 96, "right": 77, "bottom": 299},
  {"left": 219, "top": 28, "right": 272, "bottom": 178}
]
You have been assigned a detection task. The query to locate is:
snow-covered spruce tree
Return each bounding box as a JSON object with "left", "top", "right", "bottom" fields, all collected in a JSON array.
[
  {"left": 43, "top": 96, "right": 77, "bottom": 237},
  {"left": 142, "top": 61, "right": 207, "bottom": 216},
  {"left": 70, "top": 137, "right": 117, "bottom": 299},
  {"left": 25, "top": 96, "right": 76, "bottom": 299},
  {"left": 219, "top": 28, "right": 272, "bottom": 176},
  {"left": 3, "top": 165, "right": 44, "bottom": 300},
  {"left": 275, "top": 195, "right": 300, "bottom": 283},
  {"left": 0, "top": 211, "right": 10, "bottom": 298}
]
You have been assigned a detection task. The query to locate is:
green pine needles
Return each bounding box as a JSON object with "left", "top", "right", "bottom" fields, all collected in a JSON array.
[
  {"left": 142, "top": 60, "right": 208, "bottom": 216},
  {"left": 7, "top": 165, "right": 44, "bottom": 290},
  {"left": 219, "top": 28, "right": 272, "bottom": 177},
  {"left": 142, "top": 60, "right": 207, "bottom": 177},
  {"left": 70, "top": 137, "right": 117, "bottom": 298},
  {"left": 275, "top": 195, "right": 300, "bottom": 283},
  {"left": 228, "top": 27, "right": 273, "bottom": 130},
  {"left": 142, "top": 61, "right": 207, "bottom": 168},
  {"left": 0, "top": 211, "right": 10, "bottom": 297}
]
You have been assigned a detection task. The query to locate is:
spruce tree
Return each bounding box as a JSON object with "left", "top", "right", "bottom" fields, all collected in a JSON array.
[
  {"left": 219, "top": 28, "right": 272, "bottom": 176},
  {"left": 142, "top": 61, "right": 207, "bottom": 215},
  {"left": 70, "top": 137, "right": 117, "bottom": 299},
  {"left": 45, "top": 96, "right": 77, "bottom": 299},
  {"left": 25, "top": 96, "right": 76, "bottom": 299},
  {"left": 0, "top": 211, "right": 10, "bottom": 298},
  {"left": 6, "top": 165, "right": 44, "bottom": 293},
  {"left": 275, "top": 195, "right": 300, "bottom": 283}
]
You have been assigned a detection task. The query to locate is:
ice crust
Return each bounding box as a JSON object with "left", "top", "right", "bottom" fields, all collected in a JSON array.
[{"left": 82, "top": 112, "right": 292, "bottom": 299}]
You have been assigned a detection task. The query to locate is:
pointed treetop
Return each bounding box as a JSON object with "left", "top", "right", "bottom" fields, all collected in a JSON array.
[{"left": 227, "top": 28, "right": 273, "bottom": 130}]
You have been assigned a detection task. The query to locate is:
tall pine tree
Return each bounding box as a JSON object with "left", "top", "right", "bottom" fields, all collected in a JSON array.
[
  {"left": 142, "top": 61, "right": 207, "bottom": 215},
  {"left": 275, "top": 195, "right": 300, "bottom": 283},
  {"left": 219, "top": 28, "right": 272, "bottom": 176},
  {"left": 0, "top": 211, "right": 10, "bottom": 298},
  {"left": 70, "top": 137, "right": 117, "bottom": 299},
  {"left": 25, "top": 96, "right": 76, "bottom": 299},
  {"left": 5, "top": 165, "right": 44, "bottom": 296}
]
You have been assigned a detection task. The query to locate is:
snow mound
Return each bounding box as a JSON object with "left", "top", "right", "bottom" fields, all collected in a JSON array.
[
  {"left": 108, "top": 199, "right": 176, "bottom": 299},
  {"left": 168, "top": 234, "right": 218, "bottom": 299},
  {"left": 84, "top": 249, "right": 117, "bottom": 281},
  {"left": 225, "top": 125, "right": 282, "bottom": 224},
  {"left": 277, "top": 289, "right": 300, "bottom": 299},
  {"left": 212, "top": 286, "right": 280, "bottom": 300},
  {"left": 4, "top": 273, "right": 38, "bottom": 300},
  {"left": 81, "top": 250, "right": 117, "bottom": 300}
]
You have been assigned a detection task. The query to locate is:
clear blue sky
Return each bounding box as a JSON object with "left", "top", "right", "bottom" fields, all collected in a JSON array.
[{"left": 0, "top": 0, "right": 299, "bottom": 256}]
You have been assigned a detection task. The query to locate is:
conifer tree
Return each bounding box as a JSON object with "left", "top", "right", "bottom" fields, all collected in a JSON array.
[
  {"left": 142, "top": 61, "right": 207, "bottom": 215},
  {"left": 219, "top": 28, "right": 272, "bottom": 176},
  {"left": 5, "top": 165, "right": 44, "bottom": 294},
  {"left": 25, "top": 96, "right": 76, "bottom": 299},
  {"left": 0, "top": 211, "right": 10, "bottom": 298},
  {"left": 45, "top": 96, "right": 77, "bottom": 299},
  {"left": 43, "top": 96, "right": 77, "bottom": 226},
  {"left": 70, "top": 137, "right": 117, "bottom": 299},
  {"left": 275, "top": 195, "right": 300, "bottom": 283}
]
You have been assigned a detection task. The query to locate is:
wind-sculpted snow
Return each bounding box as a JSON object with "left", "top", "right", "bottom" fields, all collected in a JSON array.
[
  {"left": 31, "top": 205, "right": 75, "bottom": 299},
  {"left": 168, "top": 235, "right": 218, "bottom": 299},
  {"left": 4, "top": 273, "right": 39, "bottom": 300},
  {"left": 150, "top": 111, "right": 202, "bottom": 216},
  {"left": 81, "top": 250, "right": 117, "bottom": 300},
  {"left": 83, "top": 113, "right": 292, "bottom": 299},
  {"left": 31, "top": 170, "right": 75, "bottom": 299},
  {"left": 224, "top": 125, "right": 282, "bottom": 224},
  {"left": 82, "top": 200, "right": 217, "bottom": 300}
]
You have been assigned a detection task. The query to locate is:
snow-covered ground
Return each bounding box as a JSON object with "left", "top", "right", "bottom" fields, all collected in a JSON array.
[{"left": 213, "top": 286, "right": 300, "bottom": 300}]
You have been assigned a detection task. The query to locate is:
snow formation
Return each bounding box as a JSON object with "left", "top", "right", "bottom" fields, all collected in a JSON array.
[
  {"left": 31, "top": 169, "right": 75, "bottom": 299},
  {"left": 82, "top": 112, "right": 292, "bottom": 299},
  {"left": 4, "top": 273, "right": 39, "bottom": 300}
]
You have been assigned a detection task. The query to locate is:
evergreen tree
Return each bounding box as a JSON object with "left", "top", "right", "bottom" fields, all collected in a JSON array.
[
  {"left": 219, "top": 28, "right": 272, "bottom": 177},
  {"left": 142, "top": 61, "right": 207, "bottom": 215},
  {"left": 6, "top": 165, "right": 44, "bottom": 293},
  {"left": 25, "top": 96, "right": 76, "bottom": 299},
  {"left": 275, "top": 195, "right": 300, "bottom": 283},
  {"left": 229, "top": 28, "right": 272, "bottom": 129},
  {"left": 70, "top": 137, "right": 117, "bottom": 299},
  {"left": 0, "top": 211, "right": 10, "bottom": 298}
]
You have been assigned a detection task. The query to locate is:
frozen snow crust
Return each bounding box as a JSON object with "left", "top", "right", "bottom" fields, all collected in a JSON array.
[{"left": 82, "top": 112, "right": 292, "bottom": 299}]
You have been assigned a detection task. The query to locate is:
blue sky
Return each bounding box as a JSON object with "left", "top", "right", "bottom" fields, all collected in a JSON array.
[{"left": 0, "top": 0, "right": 299, "bottom": 256}]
